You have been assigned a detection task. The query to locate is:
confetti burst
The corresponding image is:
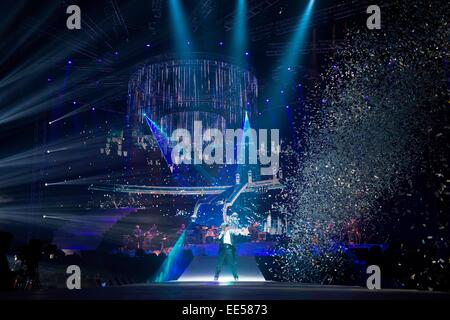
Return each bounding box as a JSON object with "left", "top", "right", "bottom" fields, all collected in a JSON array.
[{"left": 274, "top": 0, "right": 449, "bottom": 286}]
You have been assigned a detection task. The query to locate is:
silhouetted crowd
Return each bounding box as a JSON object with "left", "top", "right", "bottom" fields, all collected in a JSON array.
[
  {"left": 0, "top": 231, "right": 171, "bottom": 290},
  {"left": 1, "top": 232, "right": 57, "bottom": 290},
  {"left": 2, "top": 229, "right": 449, "bottom": 291}
]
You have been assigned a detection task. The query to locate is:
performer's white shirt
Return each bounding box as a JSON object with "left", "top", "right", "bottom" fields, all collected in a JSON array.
[{"left": 221, "top": 230, "right": 232, "bottom": 245}]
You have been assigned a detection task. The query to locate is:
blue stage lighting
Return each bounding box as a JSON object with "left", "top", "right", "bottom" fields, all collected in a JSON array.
[
  {"left": 261, "top": 0, "right": 315, "bottom": 128},
  {"left": 231, "top": 0, "right": 247, "bottom": 61},
  {"left": 280, "top": 0, "right": 315, "bottom": 73},
  {"left": 168, "top": 0, "right": 193, "bottom": 56}
]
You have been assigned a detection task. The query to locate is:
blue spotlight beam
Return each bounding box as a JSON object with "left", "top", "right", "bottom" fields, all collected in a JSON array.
[
  {"left": 267, "top": 0, "right": 314, "bottom": 128},
  {"left": 268, "top": 0, "right": 315, "bottom": 116},
  {"left": 48, "top": 104, "right": 89, "bottom": 124},
  {"left": 168, "top": 0, "right": 194, "bottom": 57},
  {"left": 144, "top": 115, "right": 172, "bottom": 168},
  {"left": 240, "top": 112, "right": 255, "bottom": 163},
  {"left": 144, "top": 115, "right": 216, "bottom": 184},
  {"left": 230, "top": 0, "right": 247, "bottom": 61},
  {"left": 153, "top": 229, "right": 187, "bottom": 282},
  {"left": 279, "top": 0, "right": 315, "bottom": 73}
]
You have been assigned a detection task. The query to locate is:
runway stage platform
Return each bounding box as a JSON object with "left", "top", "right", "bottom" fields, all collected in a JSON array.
[{"left": 1, "top": 282, "right": 449, "bottom": 300}]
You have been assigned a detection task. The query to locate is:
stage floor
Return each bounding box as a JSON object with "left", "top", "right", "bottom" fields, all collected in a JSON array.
[{"left": 1, "top": 282, "right": 449, "bottom": 300}]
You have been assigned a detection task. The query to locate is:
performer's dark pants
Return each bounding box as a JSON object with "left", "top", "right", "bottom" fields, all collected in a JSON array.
[{"left": 214, "top": 244, "right": 238, "bottom": 279}]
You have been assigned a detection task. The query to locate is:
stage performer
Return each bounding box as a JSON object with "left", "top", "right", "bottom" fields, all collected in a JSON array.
[{"left": 214, "top": 222, "right": 239, "bottom": 281}]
